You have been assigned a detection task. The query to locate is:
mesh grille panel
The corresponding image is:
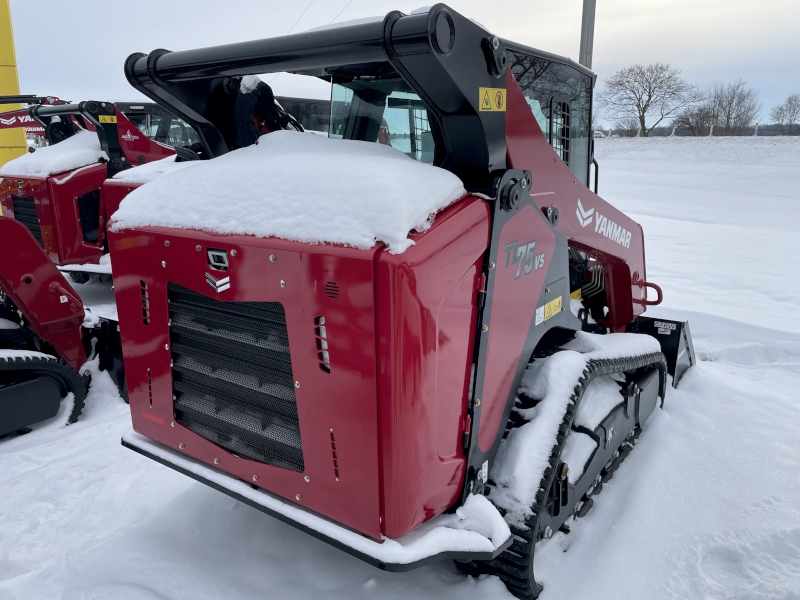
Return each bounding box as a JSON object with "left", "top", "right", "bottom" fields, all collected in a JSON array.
[
  {"left": 168, "top": 283, "right": 303, "bottom": 471},
  {"left": 11, "top": 196, "right": 44, "bottom": 246}
]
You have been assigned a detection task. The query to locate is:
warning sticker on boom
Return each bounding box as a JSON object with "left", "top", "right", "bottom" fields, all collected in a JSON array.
[
  {"left": 544, "top": 296, "right": 562, "bottom": 321},
  {"left": 98, "top": 115, "right": 117, "bottom": 123},
  {"left": 535, "top": 296, "right": 564, "bottom": 326},
  {"left": 479, "top": 87, "right": 506, "bottom": 112}
]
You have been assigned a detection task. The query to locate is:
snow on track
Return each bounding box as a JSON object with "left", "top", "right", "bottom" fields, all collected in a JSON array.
[{"left": 2, "top": 136, "right": 800, "bottom": 599}]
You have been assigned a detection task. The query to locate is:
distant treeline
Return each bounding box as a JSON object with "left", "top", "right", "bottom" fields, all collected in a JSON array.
[{"left": 595, "top": 64, "right": 799, "bottom": 137}]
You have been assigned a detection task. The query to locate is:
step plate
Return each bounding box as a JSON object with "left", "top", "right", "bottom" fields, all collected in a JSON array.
[{"left": 121, "top": 431, "right": 511, "bottom": 572}]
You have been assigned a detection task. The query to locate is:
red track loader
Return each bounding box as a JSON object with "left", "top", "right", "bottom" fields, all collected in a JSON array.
[
  {"left": 0, "top": 87, "right": 326, "bottom": 438},
  {"left": 0, "top": 101, "right": 199, "bottom": 276},
  {"left": 111, "top": 6, "right": 695, "bottom": 598},
  {"left": 0, "top": 101, "right": 203, "bottom": 432}
]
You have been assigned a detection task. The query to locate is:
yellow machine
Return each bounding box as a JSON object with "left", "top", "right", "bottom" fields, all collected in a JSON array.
[{"left": 0, "top": 0, "right": 27, "bottom": 167}]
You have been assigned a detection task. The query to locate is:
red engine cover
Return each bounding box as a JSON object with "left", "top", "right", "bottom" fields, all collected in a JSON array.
[
  {"left": 0, "top": 163, "right": 108, "bottom": 266},
  {"left": 110, "top": 197, "right": 489, "bottom": 539}
]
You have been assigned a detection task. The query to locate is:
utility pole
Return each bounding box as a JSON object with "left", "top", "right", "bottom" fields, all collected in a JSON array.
[{"left": 579, "top": 0, "right": 597, "bottom": 69}]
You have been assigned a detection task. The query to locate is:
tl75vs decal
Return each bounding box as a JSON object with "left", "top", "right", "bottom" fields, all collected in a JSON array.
[{"left": 504, "top": 240, "right": 546, "bottom": 280}]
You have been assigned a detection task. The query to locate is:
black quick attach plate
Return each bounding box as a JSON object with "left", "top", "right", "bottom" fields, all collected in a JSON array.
[
  {"left": 121, "top": 434, "right": 512, "bottom": 572},
  {"left": 629, "top": 316, "right": 696, "bottom": 387}
]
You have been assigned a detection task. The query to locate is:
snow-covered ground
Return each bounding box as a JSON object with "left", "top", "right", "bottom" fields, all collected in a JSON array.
[{"left": 2, "top": 136, "right": 799, "bottom": 599}]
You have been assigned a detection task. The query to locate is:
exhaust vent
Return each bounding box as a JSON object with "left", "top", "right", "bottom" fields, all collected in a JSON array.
[
  {"left": 314, "top": 316, "right": 330, "bottom": 373},
  {"left": 167, "top": 283, "right": 303, "bottom": 472},
  {"left": 324, "top": 282, "right": 340, "bottom": 299},
  {"left": 330, "top": 429, "right": 340, "bottom": 481},
  {"left": 140, "top": 280, "right": 150, "bottom": 324},
  {"left": 11, "top": 195, "right": 44, "bottom": 247}
]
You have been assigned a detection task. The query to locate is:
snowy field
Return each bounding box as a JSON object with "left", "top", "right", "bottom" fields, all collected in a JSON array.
[{"left": 2, "top": 136, "right": 799, "bottom": 599}]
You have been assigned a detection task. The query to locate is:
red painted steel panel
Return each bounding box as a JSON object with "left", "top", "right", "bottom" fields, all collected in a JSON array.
[
  {"left": 45, "top": 163, "right": 107, "bottom": 265},
  {"left": 0, "top": 176, "right": 60, "bottom": 262},
  {"left": 0, "top": 217, "right": 85, "bottom": 370},
  {"left": 504, "top": 71, "right": 646, "bottom": 330},
  {"left": 476, "top": 203, "right": 556, "bottom": 451},
  {"left": 114, "top": 109, "right": 177, "bottom": 166},
  {"left": 110, "top": 226, "right": 384, "bottom": 539},
  {"left": 375, "top": 197, "right": 489, "bottom": 538},
  {"left": 102, "top": 180, "right": 139, "bottom": 223}
]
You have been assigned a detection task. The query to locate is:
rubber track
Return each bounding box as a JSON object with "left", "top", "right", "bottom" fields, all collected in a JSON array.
[
  {"left": 473, "top": 350, "right": 667, "bottom": 600},
  {"left": 0, "top": 355, "right": 88, "bottom": 425}
]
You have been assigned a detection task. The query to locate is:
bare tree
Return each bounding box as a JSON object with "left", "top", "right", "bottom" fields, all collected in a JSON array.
[
  {"left": 598, "top": 63, "right": 701, "bottom": 137},
  {"left": 712, "top": 80, "right": 761, "bottom": 136},
  {"left": 612, "top": 116, "right": 641, "bottom": 137},
  {"left": 673, "top": 96, "right": 716, "bottom": 136},
  {"left": 770, "top": 93, "right": 800, "bottom": 135},
  {"left": 591, "top": 106, "right": 604, "bottom": 136}
]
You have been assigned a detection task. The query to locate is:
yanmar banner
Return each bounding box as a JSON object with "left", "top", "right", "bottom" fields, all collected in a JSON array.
[{"left": 0, "top": 110, "right": 46, "bottom": 136}]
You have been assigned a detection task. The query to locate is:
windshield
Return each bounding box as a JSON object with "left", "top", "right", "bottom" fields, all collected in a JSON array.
[{"left": 329, "top": 80, "right": 435, "bottom": 164}]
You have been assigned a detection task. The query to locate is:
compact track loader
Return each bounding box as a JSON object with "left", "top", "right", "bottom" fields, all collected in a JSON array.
[
  {"left": 111, "top": 6, "right": 695, "bottom": 597},
  {"left": 0, "top": 85, "right": 326, "bottom": 437}
]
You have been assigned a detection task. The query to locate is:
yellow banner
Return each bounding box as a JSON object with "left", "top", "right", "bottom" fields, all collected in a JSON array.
[{"left": 98, "top": 115, "right": 117, "bottom": 124}]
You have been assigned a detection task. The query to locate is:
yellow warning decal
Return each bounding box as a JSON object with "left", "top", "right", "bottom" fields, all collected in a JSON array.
[
  {"left": 98, "top": 115, "right": 117, "bottom": 123},
  {"left": 570, "top": 289, "right": 582, "bottom": 300},
  {"left": 544, "top": 296, "right": 563, "bottom": 321},
  {"left": 479, "top": 87, "right": 506, "bottom": 112}
]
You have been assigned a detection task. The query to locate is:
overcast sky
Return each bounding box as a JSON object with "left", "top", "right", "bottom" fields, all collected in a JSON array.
[{"left": 9, "top": 0, "right": 800, "bottom": 121}]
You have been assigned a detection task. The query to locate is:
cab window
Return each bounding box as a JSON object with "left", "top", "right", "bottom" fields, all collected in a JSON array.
[
  {"left": 329, "top": 80, "right": 435, "bottom": 164},
  {"left": 507, "top": 50, "right": 592, "bottom": 186}
]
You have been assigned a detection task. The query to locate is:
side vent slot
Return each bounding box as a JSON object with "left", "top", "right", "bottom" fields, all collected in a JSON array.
[
  {"left": 324, "top": 282, "right": 340, "bottom": 299},
  {"left": 147, "top": 367, "right": 153, "bottom": 406},
  {"left": 314, "top": 315, "right": 330, "bottom": 373},
  {"left": 140, "top": 280, "right": 150, "bottom": 325},
  {"left": 330, "top": 429, "right": 339, "bottom": 481}
]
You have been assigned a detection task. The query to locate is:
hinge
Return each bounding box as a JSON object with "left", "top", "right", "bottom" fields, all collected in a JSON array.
[
  {"left": 461, "top": 415, "right": 472, "bottom": 448},
  {"left": 477, "top": 272, "right": 487, "bottom": 308}
]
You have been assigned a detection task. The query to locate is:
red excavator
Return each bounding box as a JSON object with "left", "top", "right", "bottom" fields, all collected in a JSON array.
[{"left": 20, "top": 5, "right": 697, "bottom": 597}]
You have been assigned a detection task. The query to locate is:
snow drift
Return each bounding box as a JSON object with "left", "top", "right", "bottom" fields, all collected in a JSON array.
[
  {"left": 0, "top": 130, "right": 107, "bottom": 177},
  {"left": 109, "top": 130, "right": 467, "bottom": 254}
]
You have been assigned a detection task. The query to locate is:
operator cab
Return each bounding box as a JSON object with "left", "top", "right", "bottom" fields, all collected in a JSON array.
[
  {"left": 325, "top": 46, "right": 594, "bottom": 186},
  {"left": 117, "top": 102, "right": 202, "bottom": 149}
]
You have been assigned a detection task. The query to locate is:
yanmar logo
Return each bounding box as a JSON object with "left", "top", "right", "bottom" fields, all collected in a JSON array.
[
  {"left": 0, "top": 115, "right": 34, "bottom": 126},
  {"left": 576, "top": 199, "right": 594, "bottom": 227},
  {"left": 205, "top": 273, "right": 231, "bottom": 293},
  {"left": 504, "top": 239, "right": 546, "bottom": 280},
  {"left": 577, "top": 199, "right": 632, "bottom": 249}
]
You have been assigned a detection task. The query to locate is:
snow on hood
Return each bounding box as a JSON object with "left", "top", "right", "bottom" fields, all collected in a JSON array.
[
  {"left": 111, "top": 155, "right": 200, "bottom": 184},
  {"left": 110, "top": 130, "right": 467, "bottom": 254},
  {"left": 0, "top": 130, "right": 108, "bottom": 178}
]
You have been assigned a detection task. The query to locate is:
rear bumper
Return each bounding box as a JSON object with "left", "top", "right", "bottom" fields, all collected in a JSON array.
[{"left": 122, "top": 430, "right": 511, "bottom": 571}]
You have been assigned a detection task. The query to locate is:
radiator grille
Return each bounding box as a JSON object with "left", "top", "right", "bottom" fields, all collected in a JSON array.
[
  {"left": 168, "top": 283, "right": 303, "bottom": 472},
  {"left": 11, "top": 195, "right": 44, "bottom": 246}
]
